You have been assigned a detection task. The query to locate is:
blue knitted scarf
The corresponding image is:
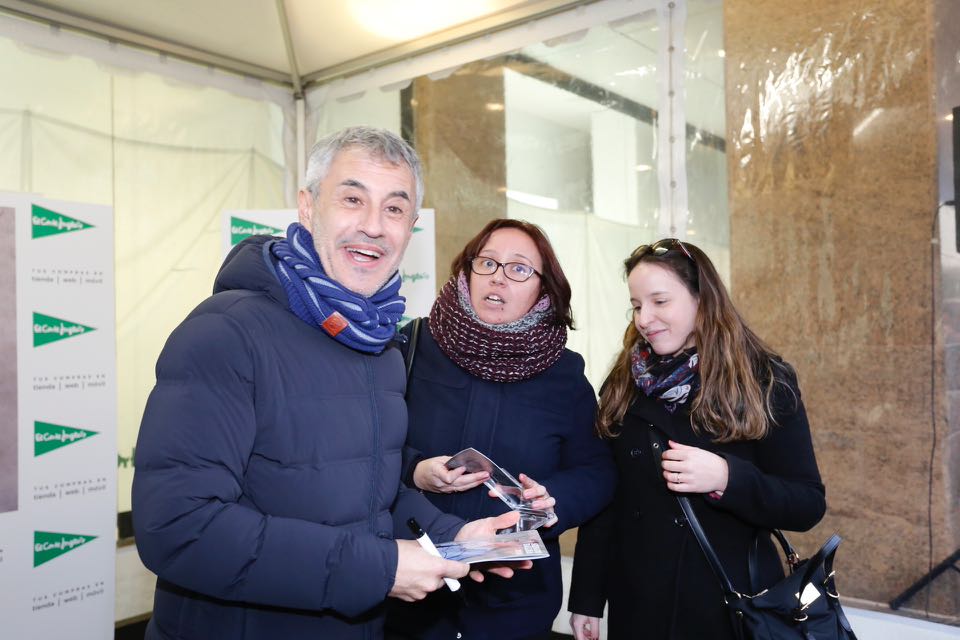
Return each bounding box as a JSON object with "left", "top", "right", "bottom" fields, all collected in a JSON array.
[{"left": 270, "top": 223, "right": 405, "bottom": 354}]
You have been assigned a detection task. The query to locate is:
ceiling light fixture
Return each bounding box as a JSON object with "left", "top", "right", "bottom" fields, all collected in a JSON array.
[{"left": 350, "top": 0, "right": 494, "bottom": 41}]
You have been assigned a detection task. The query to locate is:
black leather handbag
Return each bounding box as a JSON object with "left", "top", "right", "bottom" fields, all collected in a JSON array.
[{"left": 648, "top": 431, "right": 858, "bottom": 640}]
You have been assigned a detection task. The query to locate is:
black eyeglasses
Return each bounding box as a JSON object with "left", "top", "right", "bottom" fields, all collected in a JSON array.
[
  {"left": 469, "top": 257, "right": 541, "bottom": 282},
  {"left": 630, "top": 238, "right": 695, "bottom": 262}
]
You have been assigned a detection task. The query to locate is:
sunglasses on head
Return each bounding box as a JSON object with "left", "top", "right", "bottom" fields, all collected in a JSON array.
[{"left": 630, "top": 238, "right": 695, "bottom": 262}]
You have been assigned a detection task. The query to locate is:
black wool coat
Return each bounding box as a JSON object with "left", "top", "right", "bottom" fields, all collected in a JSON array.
[{"left": 568, "top": 368, "right": 826, "bottom": 640}]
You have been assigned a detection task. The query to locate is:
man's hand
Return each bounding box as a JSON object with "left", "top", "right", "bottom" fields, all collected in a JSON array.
[
  {"left": 388, "top": 540, "right": 469, "bottom": 602},
  {"left": 413, "top": 456, "right": 489, "bottom": 493},
  {"left": 455, "top": 511, "right": 533, "bottom": 582}
]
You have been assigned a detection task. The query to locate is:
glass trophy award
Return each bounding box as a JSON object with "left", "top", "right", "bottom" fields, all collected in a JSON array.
[{"left": 445, "top": 448, "right": 554, "bottom": 531}]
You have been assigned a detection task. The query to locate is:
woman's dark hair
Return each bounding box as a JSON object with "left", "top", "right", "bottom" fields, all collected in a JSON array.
[
  {"left": 450, "top": 218, "right": 574, "bottom": 329},
  {"left": 597, "top": 239, "right": 793, "bottom": 441}
]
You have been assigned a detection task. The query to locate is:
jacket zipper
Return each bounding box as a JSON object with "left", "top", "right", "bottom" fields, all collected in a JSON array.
[{"left": 364, "top": 357, "right": 381, "bottom": 533}]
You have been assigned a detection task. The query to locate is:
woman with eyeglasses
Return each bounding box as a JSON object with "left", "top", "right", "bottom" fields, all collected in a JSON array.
[
  {"left": 567, "top": 239, "right": 825, "bottom": 640},
  {"left": 385, "top": 218, "right": 616, "bottom": 640}
]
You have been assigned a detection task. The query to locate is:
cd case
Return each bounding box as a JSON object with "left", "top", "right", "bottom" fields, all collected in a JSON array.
[
  {"left": 435, "top": 530, "right": 549, "bottom": 564},
  {"left": 445, "top": 447, "right": 554, "bottom": 531}
]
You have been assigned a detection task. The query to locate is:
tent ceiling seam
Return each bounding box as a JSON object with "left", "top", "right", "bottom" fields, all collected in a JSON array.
[
  {"left": 300, "top": 0, "right": 598, "bottom": 89},
  {"left": 0, "top": 0, "right": 293, "bottom": 87},
  {"left": 274, "top": 0, "right": 302, "bottom": 97}
]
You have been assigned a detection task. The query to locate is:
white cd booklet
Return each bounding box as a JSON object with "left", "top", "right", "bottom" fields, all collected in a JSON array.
[
  {"left": 436, "top": 530, "right": 549, "bottom": 564},
  {"left": 445, "top": 447, "right": 554, "bottom": 531}
]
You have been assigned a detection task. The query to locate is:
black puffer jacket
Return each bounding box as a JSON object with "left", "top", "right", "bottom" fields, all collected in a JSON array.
[{"left": 133, "top": 236, "right": 462, "bottom": 640}]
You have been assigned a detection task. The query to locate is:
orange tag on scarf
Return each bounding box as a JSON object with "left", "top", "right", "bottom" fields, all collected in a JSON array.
[{"left": 321, "top": 311, "right": 349, "bottom": 337}]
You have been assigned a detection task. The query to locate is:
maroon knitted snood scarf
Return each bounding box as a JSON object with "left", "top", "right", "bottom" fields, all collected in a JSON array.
[{"left": 428, "top": 272, "right": 567, "bottom": 382}]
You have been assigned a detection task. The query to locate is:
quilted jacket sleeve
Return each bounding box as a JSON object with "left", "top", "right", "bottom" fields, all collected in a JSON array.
[
  {"left": 133, "top": 311, "right": 398, "bottom": 617},
  {"left": 391, "top": 483, "right": 465, "bottom": 542}
]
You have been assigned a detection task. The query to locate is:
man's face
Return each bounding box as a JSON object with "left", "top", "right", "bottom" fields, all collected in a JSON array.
[{"left": 297, "top": 147, "right": 418, "bottom": 297}]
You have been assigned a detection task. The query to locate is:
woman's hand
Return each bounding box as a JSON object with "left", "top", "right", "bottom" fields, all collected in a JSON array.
[
  {"left": 413, "top": 456, "right": 489, "bottom": 493},
  {"left": 518, "top": 473, "right": 558, "bottom": 527},
  {"left": 570, "top": 613, "right": 601, "bottom": 640},
  {"left": 660, "top": 440, "right": 728, "bottom": 494}
]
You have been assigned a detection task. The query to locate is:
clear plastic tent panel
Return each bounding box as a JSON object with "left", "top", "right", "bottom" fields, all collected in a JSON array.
[{"left": 0, "top": 35, "right": 287, "bottom": 513}]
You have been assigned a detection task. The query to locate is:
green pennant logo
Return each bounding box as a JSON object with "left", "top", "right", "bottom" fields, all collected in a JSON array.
[
  {"left": 231, "top": 217, "right": 284, "bottom": 245},
  {"left": 34, "top": 531, "right": 97, "bottom": 567},
  {"left": 34, "top": 421, "right": 98, "bottom": 456},
  {"left": 33, "top": 312, "right": 96, "bottom": 347},
  {"left": 31, "top": 204, "right": 95, "bottom": 239},
  {"left": 413, "top": 226, "right": 423, "bottom": 233}
]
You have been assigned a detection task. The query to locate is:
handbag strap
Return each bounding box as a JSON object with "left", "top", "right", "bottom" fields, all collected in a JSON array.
[
  {"left": 799, "top": 533, "right": 842, "bottom": 591},
  {"left": 403, "top": 317, "right": 422, "bottom": 397},
  {"left": 646, "top": 428, "right": 740, "bottom": 598},
  {"left": 748, "top": 528, "right": 801, "bottom": 592},
  {"left": 646, "top": 425, "right": 836, "bottom": 606},
  {"left": 676, "top": 493, "right": 742, "bottom": 598},
  {"left": 820, "top": 535, "right": 856, "bottom": 636}
]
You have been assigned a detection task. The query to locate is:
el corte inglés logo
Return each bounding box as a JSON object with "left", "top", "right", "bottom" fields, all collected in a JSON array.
[
  {"left": 34, "top": 421, "right": 99, "bottom": 456},
  {"left": 31, "top": 204, "right": 95, "bottom": 239},
  {"left": 231, "top": 216, "right": 284, "bottom": 245},
  {"left": 33, "top": 312, "right": 96, "bottom": 347},
  {"left": 34, "top": 531, "right": 97, "bottom": 567}
]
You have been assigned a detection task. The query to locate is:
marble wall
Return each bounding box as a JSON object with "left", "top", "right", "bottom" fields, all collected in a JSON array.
[
  {"left": 409, "top": 62, "right": 508, "bottom": 284},
  {"left": 725, "top": 0, "right": 958, "bottom": 616},
  {"left": 934, "top": 4, "right": 960, "bottom": 616}
]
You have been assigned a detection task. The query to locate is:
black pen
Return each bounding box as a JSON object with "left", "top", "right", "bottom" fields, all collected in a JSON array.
[{"left": 407, "top": 518, "right": 461, "bottom": 592}]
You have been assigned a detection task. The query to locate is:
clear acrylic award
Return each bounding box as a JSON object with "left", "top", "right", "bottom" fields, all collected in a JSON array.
[{"left": 445, "top": 448, "right": 554, "bottom": 531}]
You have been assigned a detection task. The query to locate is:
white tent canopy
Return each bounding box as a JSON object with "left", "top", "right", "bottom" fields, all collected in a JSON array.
[
  {"left": 0, "top": 0, "right": 592, "bottom": 93},
  {"left": 0, "top": 0, "right": 723, "bottom": 519}
]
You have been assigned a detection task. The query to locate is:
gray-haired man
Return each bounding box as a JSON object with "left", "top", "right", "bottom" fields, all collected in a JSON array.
[{"left": 133, "top": 127, "right": 519, "bottom": 640}]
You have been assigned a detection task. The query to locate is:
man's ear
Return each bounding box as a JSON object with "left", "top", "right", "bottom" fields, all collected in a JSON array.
[{"left": 297, "top": 189, "right": 313, "bottom": 227}]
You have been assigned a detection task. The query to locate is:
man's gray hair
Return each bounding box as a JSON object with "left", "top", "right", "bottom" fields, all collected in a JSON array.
[{"left": 304, "top": 126, "right": 424, "bottom": 212}]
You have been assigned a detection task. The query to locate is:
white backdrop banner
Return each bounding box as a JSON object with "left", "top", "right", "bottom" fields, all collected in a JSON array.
[
  {"left": 0, "top": 194, "right": 116, "bottom": 639},
  {"left": 222, "top": 208, "right": 437, "bottom": 320}
]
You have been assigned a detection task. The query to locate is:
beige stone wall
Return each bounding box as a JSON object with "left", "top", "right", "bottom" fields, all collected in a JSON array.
[
  {"left": 411, "top": 62, "right": 508, "bottom": 287},
  {"left": 725, "top": 0, "right": 957, "bottom": 614}
]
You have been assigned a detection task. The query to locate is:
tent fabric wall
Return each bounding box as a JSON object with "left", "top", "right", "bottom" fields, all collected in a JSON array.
[{"left": 0, "top": 35, "right": 288, "bottom": 513}]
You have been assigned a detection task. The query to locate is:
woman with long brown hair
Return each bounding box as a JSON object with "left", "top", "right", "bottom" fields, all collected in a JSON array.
[{"left": 568, "top": 238, "right": 826, "bottom": 640}]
